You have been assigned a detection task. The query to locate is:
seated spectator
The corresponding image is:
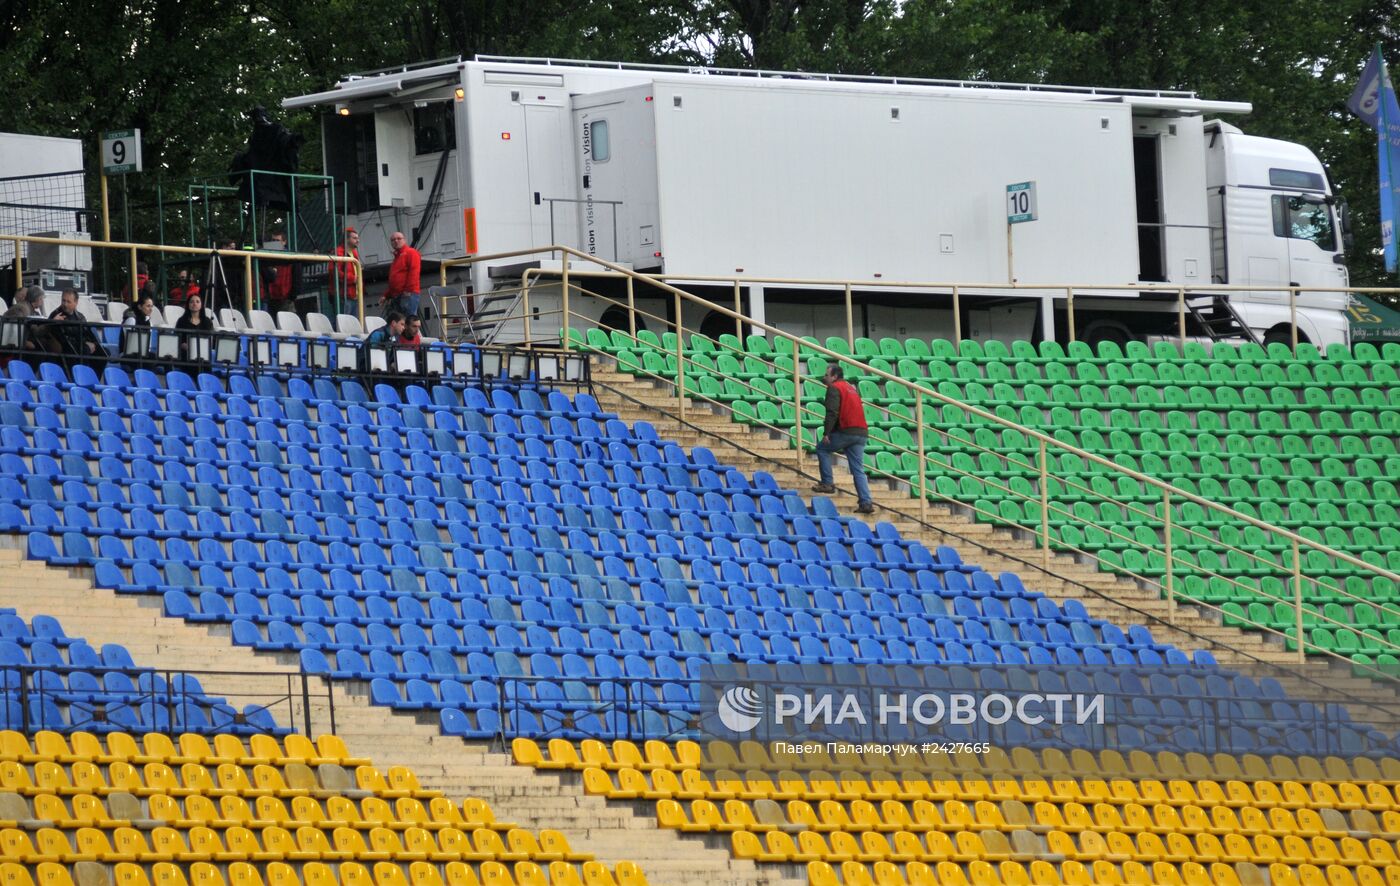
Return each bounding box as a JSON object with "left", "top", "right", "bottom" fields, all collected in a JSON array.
[
  {"left": 119, "top": 262, "right": 150, "bottom": 303},
  {"left": 2, "top": 286, "right": 45, "bottom": 355},
  {"left": 366, "top": 311, "right": 404, "bottom": 347},
  {"left": 42, "top": 288, "right": 102, "bottom": 358},
  {"left": 3, "top": 285, "right": 42, "bottom": 322},
  {"left": 398, "top": 314, "right": 422, "bottom": 348},
  {"left": 174, "top": 293, "right": 218, "bottom": 361},
  {"left": 169, "top": 270, "right": 191, "bottom": 305},
  {"left": 122, "top": 293, "right": 156, "bottom": 327}
]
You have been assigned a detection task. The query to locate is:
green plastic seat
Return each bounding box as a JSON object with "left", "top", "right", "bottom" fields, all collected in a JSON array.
[
  {"left": 854, "top": 337, "right": 880, "bottom": 358},
  {"left": 824, "top": 336, "right": 852, "bottom": 357},
  {"left": 586, "top": 327, "right": 613, "bottom": 351},
  {"left": 745, "top": 334, "right": 772, "bottom": 356}
]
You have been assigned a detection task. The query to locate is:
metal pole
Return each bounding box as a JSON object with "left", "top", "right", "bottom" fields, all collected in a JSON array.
[
  {"left": 1163, "top": 489, "right": 1175, "bottom": 626},
  {"left": 357, "top": 259, "right": 364, "bottom": 328},
  {"left": 100, "top": 174, "right": 112, "bottom": 241},
  {"left": 626, "top": 276, "right": 636, "bottom": 339},
  {"left": 952, "top": 286, "right": 962, "bottom": 343},
  {"left": 561, "top": 252, "right": 571, "bottom": 349},
  {"left": 244, "top": 253, "right": 254, "bottom": 317},
  {"left": 1065, "top": 287, "right": 1076, "bottom": 343},
  {"left": 916, "top": 392, "right": 928, "bottom": 524},
  {"left": 1038, "top": 439, "right": 1050, "bottom": 570},
  {"left": 129, "top": 247, "right": 138, "bottom": 304},
  {"left": 1292, "top": 538, "right": 1305, "bottom": 663},
  {"left": 845, "top": 284, "right": 854, "bottom": 349},
  {"left": 792, "top": 352, "right": 803, "bottom": 467},
  {"left": 1289, "top": 287, "right": 1299, "bottom": 352},
  {"left": 11, "top": 239, "right": 20, "bottom": 293},
  {"left": 734, "top": 280, "right": 743, "bottom": 344},
  {"left": 1177, "top": 288, "right": 1187, "bottom": 348},
  {"left": 523, "top": 279, "right": 533, "bottom": 348},
  {"left": 674, "top": 290, "right": 686, "bottom": 421},
  {"left": 1006, "top": 221, "right": 1014, "bottom": 283}
]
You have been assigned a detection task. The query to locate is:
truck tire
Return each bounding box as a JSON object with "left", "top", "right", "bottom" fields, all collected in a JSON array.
[
  {"left": 1080, "top": 321, "right": 1134, "bottom": 350},
  {"left": 1263, "top": 324, "right": 1308, "bottom": 347}
]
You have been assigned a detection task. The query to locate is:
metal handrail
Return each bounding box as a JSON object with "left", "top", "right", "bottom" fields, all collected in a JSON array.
[
  {"left": 498, "top": 263, "right": 1400, "bottom": 351},
  {"left": 443, "top": 245, "right": 1400, "bottom": 674},
  {"left": 3, "top": 233, "right": 365, "bottom": 325}
]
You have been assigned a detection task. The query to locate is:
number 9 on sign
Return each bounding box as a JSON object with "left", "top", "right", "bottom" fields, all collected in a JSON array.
[{"left": 101, "top": 128, "right": 143, "bottom": 175}]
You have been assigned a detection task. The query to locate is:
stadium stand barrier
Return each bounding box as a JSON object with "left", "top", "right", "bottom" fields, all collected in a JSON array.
[
  {"left": 440, "top": 246, "right": 1400, "bottom": 681},
  {"left": 3, "top": 234, "right": 363, "bottom": 325}
]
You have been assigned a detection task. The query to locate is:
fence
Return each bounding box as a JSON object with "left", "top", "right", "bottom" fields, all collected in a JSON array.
[{"left": 0, "top": 663, "right": 336, "bottom": 737}]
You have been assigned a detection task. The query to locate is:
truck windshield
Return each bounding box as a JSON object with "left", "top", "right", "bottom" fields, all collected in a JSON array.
[{"left": 1272, "top": 195, "right": 1336, "bottom": 252}]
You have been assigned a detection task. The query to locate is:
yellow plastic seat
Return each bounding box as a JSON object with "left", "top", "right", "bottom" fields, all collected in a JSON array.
[
  {"left": 512, "top": 739, "right": 545, "bottom": 767},
  {"left": 299, "top": 863, "right": 335, "bottom": 886},
  {"left": 370, "top": 865, "right": 409, "bottom": 886},
  {"left": 313, "top": 735, "right": 369, "bottom": 767},
  {"left": 1, "top": 864, "right": 33, "bottom": 886},
  {"left": 338, "top": 862, "right": 373, "bottom": 886},
  {"left": 408, "top": 862, "right": 445, "bottom": 884},
  {"left": 440, "top": 863, "right": 480, "bottom": 886},
  {"left": 262, "top": 865, "right": 299, "bottom": 886},
  {"left": 227, "top": 864, "right": 265, "bottom": 886},
  {"left": 187, "top": 864, "right": 224, "bottom": 886},
  {"left": 114, "top": 864, "right": 151, "bottom": 886}
]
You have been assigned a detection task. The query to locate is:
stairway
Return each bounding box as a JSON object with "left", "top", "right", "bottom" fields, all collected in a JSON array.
[
  {"left": 586, "top": 360, "right": 1400, "bottom": 718},
  {"left": 0, "top": 544, "right": 798, "bottom": 886}
]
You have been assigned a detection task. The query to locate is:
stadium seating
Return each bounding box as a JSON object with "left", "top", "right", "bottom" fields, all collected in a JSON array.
[
  {"left": 0, "top": 359, "right": 1393, "bottom": 756},
  {"left": 0, "top": 609, "right": 279, "bottom": 736},
  {"left": 2, "top": 352, "right": 1399, "bottom": 886},
  {"left": 585, "top": 331, "right": 1400, "bottom": 665},
  {"left": 0, "top": 730, "right": 632, "bottom": 886},
  {"left": 519, "top": 736, "right": 1400, "bottom": 886}
]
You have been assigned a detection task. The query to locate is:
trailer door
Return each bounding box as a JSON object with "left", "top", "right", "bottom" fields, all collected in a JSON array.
[
  {"left": 573, "top": 98, "right": 626, "bottom": 262},
  {"left": 523, "top": 103, "right": 573, "bottom": 249}
]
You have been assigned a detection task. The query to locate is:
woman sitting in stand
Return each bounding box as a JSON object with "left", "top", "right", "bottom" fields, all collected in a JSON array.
[{"left": 174, "top": 293, "right": 218, "bottom": 361}]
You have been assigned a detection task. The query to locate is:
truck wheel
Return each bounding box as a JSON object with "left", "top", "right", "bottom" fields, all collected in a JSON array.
[
  {"left": 1263, "top": 325, "right": 1308, "bottom": 347},
  {"left": 1080, "top": 321, "right": 1133, "bottom": 350}
]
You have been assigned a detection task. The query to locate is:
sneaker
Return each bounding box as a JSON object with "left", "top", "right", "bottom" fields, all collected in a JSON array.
[
  {"left": 811, "top": 484, "right": 837, "bottom": 494},
  {"left": 855, "top": 502, "right": 876, "bottom": 515}
]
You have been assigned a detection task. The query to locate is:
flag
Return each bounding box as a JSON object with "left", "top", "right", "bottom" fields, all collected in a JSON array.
[{"left": 1349, "top": 47, "right": 1400, "bottom": 273}]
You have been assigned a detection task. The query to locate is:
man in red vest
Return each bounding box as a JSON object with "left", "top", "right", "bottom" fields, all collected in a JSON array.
[
  {"left": 812, "top": 363, "right": 874, "bottom": 514},
  {"left": 385, "top": 230, "right": 421, "bottom": 318}
]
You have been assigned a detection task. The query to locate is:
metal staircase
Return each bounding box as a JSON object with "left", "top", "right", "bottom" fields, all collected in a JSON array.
[{"left": 1184, "top": 291, "right": 1261, "bottom": 343}]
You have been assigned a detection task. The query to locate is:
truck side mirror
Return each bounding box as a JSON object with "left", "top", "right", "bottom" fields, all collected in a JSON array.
[{"left": 1339, "top": 199, "right": 1355, "bottom": 252}]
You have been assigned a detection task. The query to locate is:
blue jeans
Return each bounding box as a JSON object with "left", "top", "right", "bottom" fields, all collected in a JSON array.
[
  {"left": 817, "top": 430, "right": 872, "bottom": 505},
  {"left": 388, "top": 292, "right": 421, "bottom": 318}
]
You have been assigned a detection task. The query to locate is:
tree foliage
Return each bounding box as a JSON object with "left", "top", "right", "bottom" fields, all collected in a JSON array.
[{"left": 0, "top": 0, "right": 1396, "bottom": 284}]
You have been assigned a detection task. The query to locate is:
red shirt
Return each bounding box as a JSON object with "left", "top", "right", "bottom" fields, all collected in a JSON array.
[
  {"left": 387, "top": 245, "right": 421, "bottom": 297},
  {"left": 335, "top": 245, "right": 359, "bottom": 297},
  {"left": 398, "top": 332, "right": 422, "bottom": 348}
]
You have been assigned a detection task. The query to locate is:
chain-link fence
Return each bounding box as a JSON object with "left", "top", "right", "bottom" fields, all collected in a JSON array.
[{"left": 0, "top": 169, "right": 90, "bottom": 270}]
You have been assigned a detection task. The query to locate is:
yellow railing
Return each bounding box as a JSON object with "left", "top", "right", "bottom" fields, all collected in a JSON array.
[
  {"left": 443, "top": 246, "right": 1400, "bottom": 681},
  {"left": 5, "top": 234, "right": 364, "bottom": 323}
]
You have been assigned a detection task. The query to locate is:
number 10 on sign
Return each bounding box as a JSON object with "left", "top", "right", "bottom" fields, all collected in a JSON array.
[{"left": 1006, "top": 181, "right": 1037, "bottom": 223}]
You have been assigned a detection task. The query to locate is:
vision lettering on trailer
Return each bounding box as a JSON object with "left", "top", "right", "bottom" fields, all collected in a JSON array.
[{"left": 581, "top": 117, "right": 597, "bottom": 255}]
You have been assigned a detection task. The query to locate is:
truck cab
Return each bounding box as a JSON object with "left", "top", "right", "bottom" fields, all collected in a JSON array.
[{"left": 1205, "top": 121, "right": 1351, "bottom": 345}]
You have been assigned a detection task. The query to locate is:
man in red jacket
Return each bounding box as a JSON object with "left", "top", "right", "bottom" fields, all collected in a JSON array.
[
  {"left": 812, "top": 363, "right": 875, "bottom": 514},
  {"left": 385, "top": 230, "right": 421, "bottom": 318}
]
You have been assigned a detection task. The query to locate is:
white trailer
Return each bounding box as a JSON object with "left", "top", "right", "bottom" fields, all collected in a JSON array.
[
  {"left": 0, "top": 132, "right": 87, "bottom": 273},
  {"left": 283, "top": 58, "right": 1352, "bottom": 347}
]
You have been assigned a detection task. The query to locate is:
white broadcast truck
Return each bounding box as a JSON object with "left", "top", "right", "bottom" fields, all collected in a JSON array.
[{"left": 282, "top": 57, "right": 1354, "bottom": 347}]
